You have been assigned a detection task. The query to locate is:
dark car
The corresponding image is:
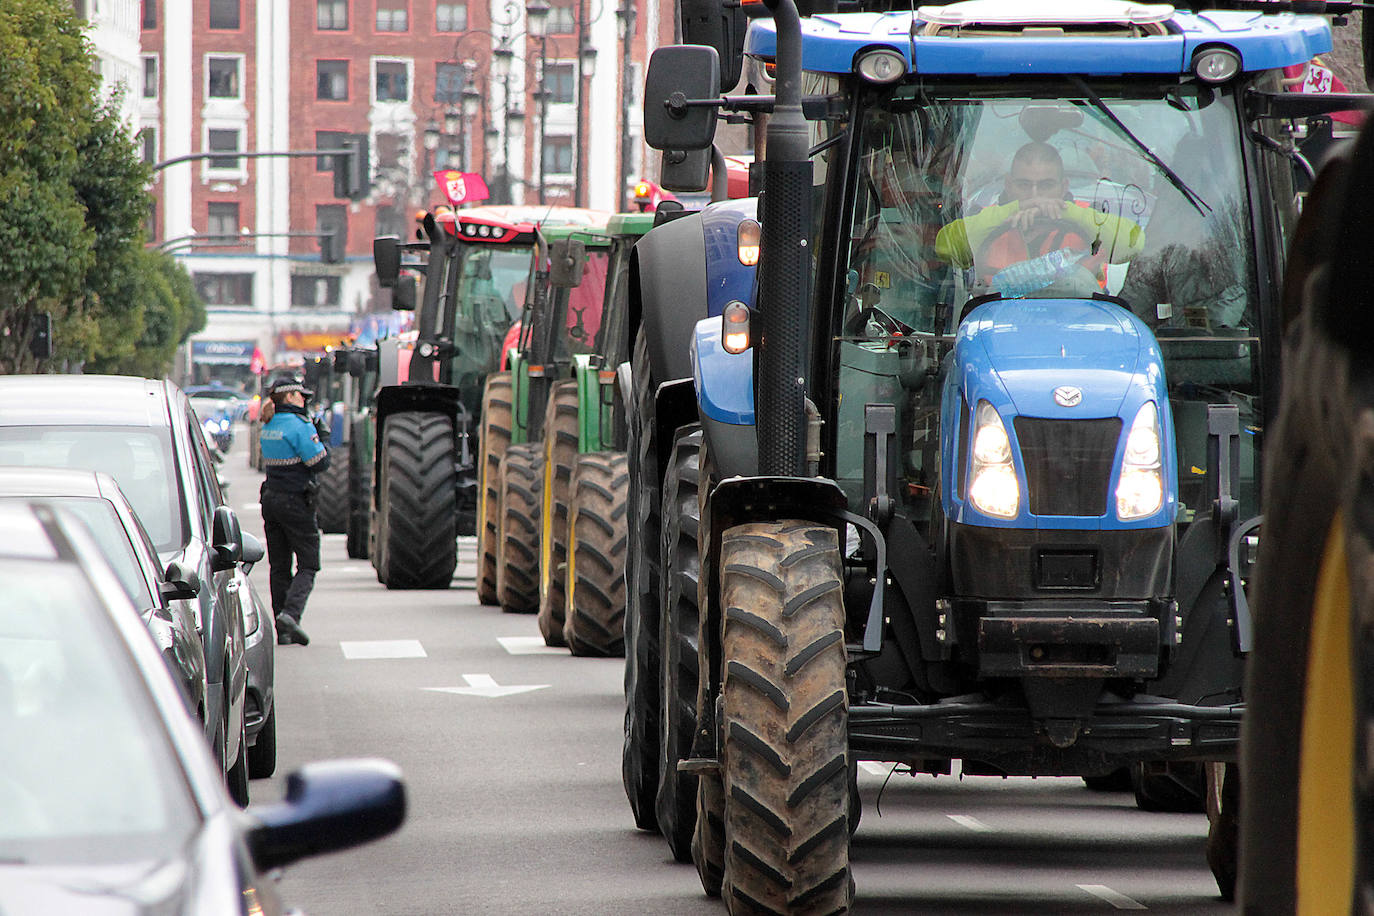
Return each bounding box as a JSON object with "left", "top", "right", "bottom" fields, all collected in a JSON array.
[
  {"left": 0, "top": 501, "right": 405, "bottom": 914},
  {"left": 0, "top": 375, "right": 264, "bottom": 804},
  {"left": 0, "top": 466, "right": 213, "bottom": 719}
]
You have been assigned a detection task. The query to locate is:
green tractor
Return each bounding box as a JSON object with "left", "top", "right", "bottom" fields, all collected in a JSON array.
[
  {"left": 330, "top": 343, "right": 382, "bottom": 559},
  {"left": 370, "top": 205, "right": 604, "bottom": 589}
]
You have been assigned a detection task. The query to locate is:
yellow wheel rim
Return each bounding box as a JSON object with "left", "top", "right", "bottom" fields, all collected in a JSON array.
[
  {"left": 1296, "top": 511, "right": 1355, "bottom": 914},
  {"left": 540, "top": 435, "right": 555, "bottom": 603}
]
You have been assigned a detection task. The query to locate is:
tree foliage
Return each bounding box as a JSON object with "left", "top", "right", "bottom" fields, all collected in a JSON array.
[{"left": 0, "top": 0, "right": 201, "bottom": 376}]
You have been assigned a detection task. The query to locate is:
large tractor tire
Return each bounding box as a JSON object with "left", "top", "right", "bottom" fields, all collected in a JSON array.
[
  {"left": 693, "top": 771, "right": 727, "bottom": 897},
  {"left": 1131, "top": 761, "right": 1205, "bottom": 813},
  {"left": 345, "top": 431, "right": 370, "bottom": 560},
  {"left": 657, "top": 426, "right": 702, "bottom": 862},
  {"left": 497, "top": 443, "right": 541, "bottom": 612},
  {"left": 718, "top": 521, "right": 852, "bottom": 915},
  {"left": 538, "top": 381, "right": 580, "bottom": 646},
  {"left": 315, "top": 448, "right": 349, "bottom": 534},
  {"left": 476, "top": 372, "right": 512, "bottom": 605},
  {"left": 622, "top": 327, "right": 662, "bottom": 831},
  {"left": 374, "top": 411, "right": 457, "bottom": 589},
  {"left": 563, "top": 451, "right": 629, "bottom": 657},
  {"left": 1205, "top": 762, "right": 1239, "bottom": 902}
]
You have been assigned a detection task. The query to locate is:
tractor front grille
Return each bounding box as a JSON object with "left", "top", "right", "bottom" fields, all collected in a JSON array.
[{"left": 1013, "top": 417, "right": 1122, "bottom": 517}]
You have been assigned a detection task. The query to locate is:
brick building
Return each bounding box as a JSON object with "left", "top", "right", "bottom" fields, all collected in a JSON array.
[{"left": 139, "top": 0, "right": 671, "bottom": 373}]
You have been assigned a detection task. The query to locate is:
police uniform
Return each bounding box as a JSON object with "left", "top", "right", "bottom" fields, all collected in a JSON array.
[{"left": 259, "top": 380, "right": 329, "bottom": 645}]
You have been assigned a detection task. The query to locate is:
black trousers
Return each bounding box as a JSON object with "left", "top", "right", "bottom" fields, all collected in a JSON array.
[{"left": 261, "top": 485, "right": 320, "bottom": 621}]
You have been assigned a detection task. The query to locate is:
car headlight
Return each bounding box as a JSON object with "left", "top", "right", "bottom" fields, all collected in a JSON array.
[
  {"left": 1117, "top": 402, "right": 1164, "bottom": 520},
  {"left": 969, "top": 401, "right": 1019, "bottom": 519}
]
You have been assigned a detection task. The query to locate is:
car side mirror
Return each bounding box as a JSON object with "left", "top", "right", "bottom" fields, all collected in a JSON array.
[
  {"left": 549, "top": 239, "right": 586, "bottom": 289},
  {"left": 373, "top": 236, "right": 401, "bottom": 288},
  {"left": 240, "top": 530, "right": 265, "bottom": 568},
  {"left": 160, "top": 559, "right": 201, "bottom": 601},
  {"left": 392, "top": 275, "right": 417, "bottom": 311},
  {"left": 247, "top": 759, "right": 407, "bottom": 871},
  {"left": 211, "top": 506, "right": 243, "bottom": 572},
  {"left": 643, "top": 45, "right": 721, "bottom": 152}
]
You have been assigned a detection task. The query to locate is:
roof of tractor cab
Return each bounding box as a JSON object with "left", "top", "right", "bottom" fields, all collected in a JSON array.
[
  {"left": 439, "top": 204, "right": 612, "bottom": 245},
  {"left": 744, "top": 0, "right": 1331, "bottom": 77}
]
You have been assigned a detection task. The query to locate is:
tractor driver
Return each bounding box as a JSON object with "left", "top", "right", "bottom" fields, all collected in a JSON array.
[{"left": 934, "top": 141, "right": 1146, "bottom": 290}]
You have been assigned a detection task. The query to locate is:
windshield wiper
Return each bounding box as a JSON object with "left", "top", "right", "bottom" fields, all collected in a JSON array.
[{"left": 1070, "top": 76, "right": 1211, "bottom": 218}]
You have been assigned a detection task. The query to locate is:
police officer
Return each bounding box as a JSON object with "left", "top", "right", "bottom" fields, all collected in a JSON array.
[{"left": 259, "top": 377, "right": 329, "bottom": 646}]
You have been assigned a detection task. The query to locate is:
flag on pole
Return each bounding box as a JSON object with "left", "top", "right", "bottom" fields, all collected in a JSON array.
[{"left": 435, "top": 170, "right": 490, "bottom": 205}]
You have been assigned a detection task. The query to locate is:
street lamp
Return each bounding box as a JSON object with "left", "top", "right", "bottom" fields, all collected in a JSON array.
[{"left": 616, "top": 0, "right": 636, "bottom": 211}]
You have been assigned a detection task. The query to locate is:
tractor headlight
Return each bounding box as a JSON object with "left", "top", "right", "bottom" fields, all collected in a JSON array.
[
  {"left": 969, "top": 401, "right": 1019, "bottom": 519},
  {"left": 856, "top": 48, "right": 905, "bottom": 85},
  {"left": 1117, "top": 402, "right": 1163, "bottom": 520}
]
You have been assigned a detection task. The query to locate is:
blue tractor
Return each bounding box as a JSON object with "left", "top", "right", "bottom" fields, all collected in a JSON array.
[{"left": 624, "top": 0, "right": 1374, "bottom": 910}]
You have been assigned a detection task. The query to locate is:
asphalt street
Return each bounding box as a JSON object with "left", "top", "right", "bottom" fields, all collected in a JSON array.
[{"left": 226, "top": 431, "right": 1228, "bottom": 915}]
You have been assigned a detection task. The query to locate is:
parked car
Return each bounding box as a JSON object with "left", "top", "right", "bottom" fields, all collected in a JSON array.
[
  {"left": 0, "top": 466, "right": 213, "bottom": 720},
  {"left": 0, "top": 375, "right": 263, "bottom": 805},
  {"left": 0, "top": 501, "right": 405, "bottom": 914}
]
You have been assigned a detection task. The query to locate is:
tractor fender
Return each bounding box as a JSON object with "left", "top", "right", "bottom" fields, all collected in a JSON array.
[
  {"left": 691, "top": 475, "right": 849, "bottom": 762},
  {"left": 653, "top": 379, "right": 699, "bottom": 486},
  {"left": 371, "top": 382, "right": 461, "bottom": 493},
  {"left": 629, "top": 198, "right": 760, "bottom": 387}
]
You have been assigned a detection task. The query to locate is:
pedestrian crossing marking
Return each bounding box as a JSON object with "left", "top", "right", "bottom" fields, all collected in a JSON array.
[
  {"left": 498, "top": 636, "right": 567, "bottom": 655},
  {"left": 341, "top": 639, "right": 427, "bottom": 659}
]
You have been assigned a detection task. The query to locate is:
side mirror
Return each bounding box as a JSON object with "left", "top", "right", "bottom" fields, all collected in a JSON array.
[
  {"left": 240, "top": 530, "right": 265, "bottom": 567},
  {"left": 392, "top": 275, "right": 417, "bottom": 311},
  {"left": 373, "top": 236, "right": 401, "bottom": 288},
  {"left": 210, "top": 506, "right": 242, "bottom": 573},
  {"left": 549, "top": 239, "right": 587, "bottom": 289},
  {"left": 247, "top": 759, "right": 407, "bottom": 871},
  {"left": 347, "top": 350, "right": 368, "bottom": 378},
  {"left": 332, "top": 349, "right": 350, "bottom": 372},
  {"left": 160, "top": 560, "right": 201, "bottom": 602},
  {"left": 660, "top": 148, "right": 712, "bottom": 193},
  {"left": 643, "top": 45, "right": 721, "bottom": 152}
]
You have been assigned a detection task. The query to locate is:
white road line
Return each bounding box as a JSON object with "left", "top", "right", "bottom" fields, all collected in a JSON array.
[
  {"left": 1076, "top": 884, "right": 1146, "bottom": 910},
  {"left": 498, "top": 635, "right": 567, "bottom": 655},
  {"left": 242, "top": 503, "right": 260, "bottom": 511},
  {"left": 340, "top": 639, "right": 427, "bottom": 659},
  {"left": 425, "top": 673, "right": 550, "bottom": 697},
  {"left": 946, "top": 814, "right": 993, "bottom": 832},
  {"left": 858, "top": 762, "right": 891, "bottom": 777}
]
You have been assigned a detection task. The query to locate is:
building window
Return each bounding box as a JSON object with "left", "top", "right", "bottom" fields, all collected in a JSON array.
[
  {"left": 435, "top": 62, "right": 466, "bottom": 103},
  {"left": 142, "top": 55, "right": 158, "bottom": 98},
  {"left": 207, "top": 202, "right": 240, "bottom": 240},
  {"left": 435, "top": 2, "right": 466, "bottom": 31},
  {"left": 194, "top": 273, "right": 254, "bottom": 307},
  {"left": 544, "top": 62, "right": 574, "bottom": 104},
  {"left": 138, "top": 127, "right": 157, "bottom": 164},
  {"left": 142, "top": 0, "right": 156, "bottom": 29},
  {"left": 147, "top": 200, "right": 157, "bottom": 240},
  {"left": 207, "top": 57, "right": 241, "bottom": 99},
  {"left": 206, "top": 129, "right": 241, "bottom": 170},
  {"left": 375, "top": 205, "right": 404, "bottom": 239},
  {"left": 548, "top": 0, "right": 574, "bottom": 34},
  {"left": 315, "top": 130, "right": 348, "bottom": 170},
  {"left": 316, "top": 60, "right": 348, "bottom": 101},
  {"left": 208, "top": 0, "right": 239, "bottom": 29},
  {"left": 376, "top": 0, "right": 407, "bottom": 31},
  {"left": 292, "top": 275, "right": 342, "bottom": 308},
  {"left": 375, "top": 61, "right": 409, "bottom": 102},
  {"left": 317, "top": 0, "right": 347, "bottom": 29},
  {"left": 543, "top": 136, "right": 573, "bottom": 175}
]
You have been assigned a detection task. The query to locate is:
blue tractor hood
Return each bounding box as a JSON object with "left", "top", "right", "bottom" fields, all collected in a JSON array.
[{"left": 961, "top": 297, "right": 1153, "bottom": 418}]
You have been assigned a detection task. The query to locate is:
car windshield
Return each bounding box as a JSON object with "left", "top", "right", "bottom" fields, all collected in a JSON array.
[
  {"left": 0, "top": 497, "right": 156, "bottom": 610},
  {"left": 848, "top": 83, "right": 1254, "bottom": 330},
  {"left": 0, "top": 427, "right": 184, "bottom": 552},
  {"left": 0, "top": 562, "right": 197, "bottom": 864}
]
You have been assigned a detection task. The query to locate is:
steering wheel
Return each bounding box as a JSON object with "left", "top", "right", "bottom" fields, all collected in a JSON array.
[{"left": 844, "top": 305, "right": 910, "bottom": 339}]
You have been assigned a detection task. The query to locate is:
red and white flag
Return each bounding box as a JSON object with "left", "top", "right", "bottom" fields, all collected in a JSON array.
[{"left": 435, "top": 169, "right": 490, "bottom": 205}]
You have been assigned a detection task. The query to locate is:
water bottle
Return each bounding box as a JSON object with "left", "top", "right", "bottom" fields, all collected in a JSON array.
[{"left": 991, "top": 247, "right": 1084, "bottom": 298}]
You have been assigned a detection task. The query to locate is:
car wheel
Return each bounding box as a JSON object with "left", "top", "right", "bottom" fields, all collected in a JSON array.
[
  {"left": 247, "top": 704, "right": 277, "bottom": 779},
  {"left": 227, "top": 710, "right": 250, "bottom": 807}
]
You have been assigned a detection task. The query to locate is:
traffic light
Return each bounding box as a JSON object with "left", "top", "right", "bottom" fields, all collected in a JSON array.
[
  {"left": 321, "top": 229, "right": 343, "bottom": 264},
  {"left": 332, "top": 134, "right": 371, "bottom": 200},
  {"left": 29, "top": 311, "right": 52, "bottom": 360}
]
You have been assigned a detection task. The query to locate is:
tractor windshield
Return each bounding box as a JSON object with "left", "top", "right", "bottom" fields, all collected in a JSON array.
[
  {"left": 843, "top": 81, "right": 1266, "bottom": 517},
  {"left": 847, "top": 83, "right": 1254, "bottom": 330},
  {"left": 449, "top": 242, "right": 536, "bottom": 386}
]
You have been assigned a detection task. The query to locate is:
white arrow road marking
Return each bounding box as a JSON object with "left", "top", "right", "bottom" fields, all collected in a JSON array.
[
  {"left": 1076, "top": 885, "right": 1146, "bottom": 910},
  {"left": 498, "top": 636, "right": 567, "bottom": 656},
  {"left": 426, "top": 673, "right": 550, "bottom": 698},
  {"left": 946, "top": 815, "right": 993, "bottom": 832},
  {"left": 340, "top": 640, "right": 427, "bottom": 659}
]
